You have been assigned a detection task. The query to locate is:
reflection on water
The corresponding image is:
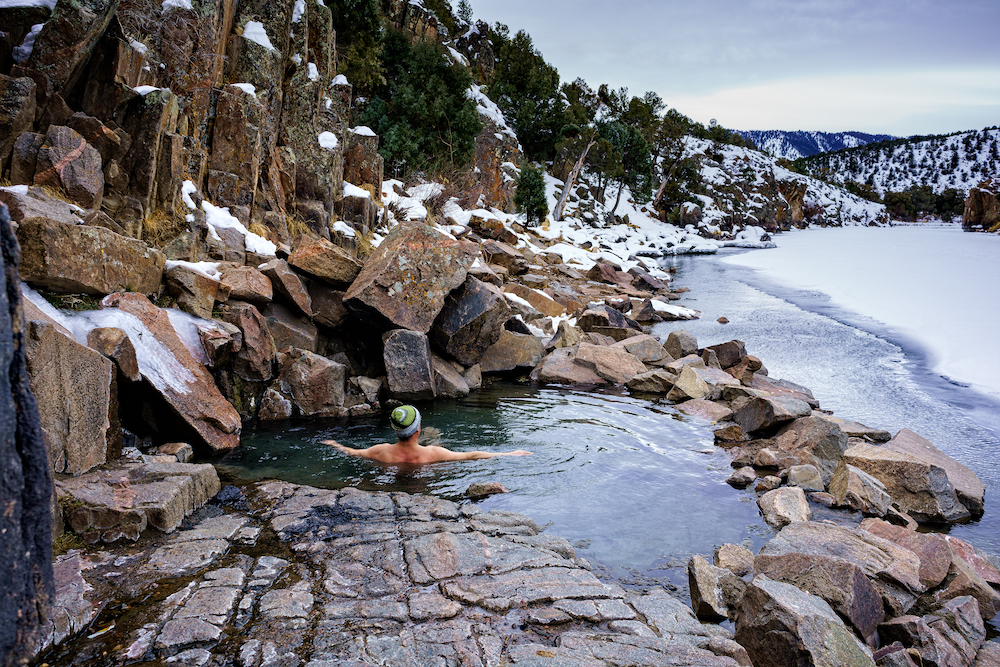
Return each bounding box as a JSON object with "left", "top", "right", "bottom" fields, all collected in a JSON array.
[{"left": 222, "top": 384, "right": 770, "bottom": 588}]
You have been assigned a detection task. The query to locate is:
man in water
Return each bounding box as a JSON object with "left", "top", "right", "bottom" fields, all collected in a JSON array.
[{"left": 323, "top": 405, "right": 532, "bottom": 465}]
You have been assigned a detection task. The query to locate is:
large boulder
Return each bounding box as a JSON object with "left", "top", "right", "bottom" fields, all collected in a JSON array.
[
  {"left": 479, "top": 330, "right": 544, "bottom": 374},
  {"left": 534, "top": 347, "right": 607, "bottom": 385},
  {"left": 288, "top": 235, "right": 363, "bottom": 286},
  {"left": 759, "top": 521, "right": 925, "bottom": 615},
  {"left": 345, "top": 222, "right": 478, "bottom": 333},
  {"left": 611, "top": 334, "right": 668, "bottom": 363},
  {"left": 274, "top": 348, "right": 346, "bottom": 418},
  {"left": 163, "top": 263, "right": 221, "bottom": 319},
  {"left": 962, "top": 182, "right": 999, "bottom": 232},
  {"left": 666, "top": 365, "right": 710, "bottom": 402},
  {"left": 32, "top": 125, "right": 104, "bottom": 209},
  {"left": 17, "top": 217, "right": 165, "bottom": 295},
  {"left": 574, "top": 342, "right": 647, "bottom": 384},
  {"left": 733, "top": 395, "right": 812, "bottom": 434},
  {"left": 430, "top": 276, "right": 509, "bottom": 366},
  {"left": 220, "top": 266, "right": 273, "bottom": 306},
  {"left": 841, "top": 442, "right": 970, "bottom": 524},
  {"left": 217, "top": 303, "right": 276, "bottom": 382},
  {"left": 0, "top": 202, "right": 54, "bottom": 666},
  {"left": 480, "top": 239, "right": 527, "bottom": 275},
  {"left": 430, "top": 355, "right": 470, "bottom": 399},
  {"left": 771, "top": 415, "right": 849, "bottom": 485},
  {"left": 885, "top": 429, "right": 985, "bottom": 518},
  {"left": 308, "top": 284, "right": 349, "bottom": 330},
  {"left": 664, "top": 329, "right": 698, "bottom": 359},
  {"left": 383, "top": 329, "right": 435, "bottom": 401},
  {"left": 879, "top": 596, "right": 986, "bottom": 667},
  {"left": 102, "top": 293, "right": 241, "bottom": 452},
  {"left": 25, "top": 322, "right": 118, "bottom": 475},
  {"left": 263, "top": 302, "right": 319, "bottom": 353},
  {"left": 704, "top": 340, "right": 747, "bottom": 369},
  {"left": 735, "top": 576, "right": 875, "bottom": 667},
  {"left": 754, "top": 552, "right": 885, "bottom": 644}
]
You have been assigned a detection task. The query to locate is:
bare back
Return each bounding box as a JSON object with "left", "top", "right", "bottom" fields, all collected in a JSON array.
[{"left": 323, "top": 438, "right": 530, "bottom": 465}]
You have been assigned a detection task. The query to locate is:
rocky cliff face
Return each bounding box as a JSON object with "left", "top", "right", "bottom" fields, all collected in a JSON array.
[
  {"left": 962, "top": 179, "right": 999, "bottom": 232},
  {"left": 0, "top": 202, "right": 53, "bottom": 667}
]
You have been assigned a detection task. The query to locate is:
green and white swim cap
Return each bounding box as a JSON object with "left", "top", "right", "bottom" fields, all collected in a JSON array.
[{"left": 390, "top": 405, "right": 421, "bottom": 438}]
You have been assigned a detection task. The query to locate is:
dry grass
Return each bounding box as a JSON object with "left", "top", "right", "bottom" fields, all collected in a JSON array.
[
  {"left": 248, "top": 221, "right": 270, "bottom": 239},
  {"left": 357, "top": 228, "right": 377, "bottom": 260},
  {"left": 287, "top": 215, "right": 311, "bottom": 239},
  {"left": 141, "top": 208, "right": 185, "bottom": 249}
]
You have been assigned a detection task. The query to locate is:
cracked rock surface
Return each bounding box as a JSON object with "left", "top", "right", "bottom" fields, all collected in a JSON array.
[{"left": 38, "top": 482, "right": 748, "bottom": 666}]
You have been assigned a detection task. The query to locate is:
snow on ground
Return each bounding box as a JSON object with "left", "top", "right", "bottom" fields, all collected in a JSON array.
[{"left": 724, "top": 225, "right": 1000, "bottom": 401}]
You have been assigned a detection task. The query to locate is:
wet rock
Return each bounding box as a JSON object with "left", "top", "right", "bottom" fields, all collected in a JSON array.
[
  {"left": 575, "top": 341, "right": 647, "bottom": 384},
  {"left": 754, "top": 552, "right": 885, "bottom": 644},
  {"left": 931, "top": 551, "right": 1000, "bottom": 620},
  {"left": 103, "top": 293, "right": 241, "bottom": 452},
  {"left": 756, "top": 475, "right": 782, "bottom": 492},
  {"left": 33, "top": 554, "right": 95, "bottom": 657},
  {"left": 689, "top": 554, "right": 746, "bottom": 621},
  {"left": 465, "top": 482, "right": 509, "bottom": 499},
  {"left": 830, "top": 463, "right": 892, "bottom": 517},
  {"left": 18, "top": 217, "right": 165, "bottom": 295},
  {"left": 735, "top": 576, "right": 876, "bottom": 666},
  {"left": 26, "top": 321, "right": 117, "bottom": 475},
  {"left": 704, "top": 340, "right": 747, "bottom": 369},
  {"left": 383, "top": 329, "right": 435, "bottom": 400},
  {"left": 431, "top": 276, "right": 509, "bottom": 366},
  {"left": 733, "top": 395, "right": 813, "bottom": 434},
  {"left": 535, "top": 346, "right": 607, "bottom": 385},
  {"left": 841, "top": 442, "right": 970, "bottom": 524},
  {"left": 886, "top": 429, "right": 985, "bottom": 518},
  {"left": 345, "top": 222, "right": 479, "bottom": 333},
  {"left": 220, "top": 266, "right": 273, "bottom": 306},
  {"left": 288, "top": 235, "right": 363, "bottom": 286},
  {"left": 479, "top": 330, "right": 544, "bottom": 374},
  {"left": 880, "top": 596, "right": 985, "bottom": 667},
  {"left": 625, "top": 368, "right": 673, "bottom": 393},
  {"left": 813, "top": 413, "right": 891, "bottom": 443},
  {"left": 260, "top": 259, "right": 313, "bottom": 317},
  {"left": 727, "top": 466, "right": 757, "bottom": 489}
]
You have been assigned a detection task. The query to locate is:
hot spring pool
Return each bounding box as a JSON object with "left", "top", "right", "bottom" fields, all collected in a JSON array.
[{"left": 218, "top": 383, "right": 774, "bottom": 589}]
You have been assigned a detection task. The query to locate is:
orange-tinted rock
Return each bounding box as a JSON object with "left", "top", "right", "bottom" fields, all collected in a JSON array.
[{"left": 32, "top": 125, "right": 104, "bottom": 209}]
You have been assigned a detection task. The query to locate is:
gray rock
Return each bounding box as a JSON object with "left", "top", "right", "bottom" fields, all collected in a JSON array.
[
  {"left": 726, "top": 466, "right": 757, "bottom": 489},
  {"left": 441, "top": 566, "right": 616, "bottom": 611},
  {"left": 715, "top": 543, "right": 754, "bottom": 577},
  {"left": 733, "top": 396, "right": 812, "bottom": 434},
  {"left": 757, "top": 487, "right": 812, "bottom": 528},
  {"left": 259, "top": 589, "right": 314, "bottom": 618},
  {"left": 664, "top": 329, "right": 699, "bottom": 359},
  {"left": 666, "top": 365, "right": 711, "bottom": 402},
  {"left": 772, "top": 416, "right": 849, "bottom": 484},
  {"left": 830, "top": 462, "right": 892, "bottom": 516},
  {"left": 430, "top": 354, "right": 470, "bottom": 398},
  {"left": 264, "top": 302, "right": 319, "bottom": 353},
  {"left": 478, "top": 329, "right": 544, "bottom": 374},
  {"left": 787, "top": 464, "right": 825, "bottom": 491},
  {"left": 155, "top": 618, "right": 222, "bottom": 649},
  {"left": 736, "top": 576, "right": 875, "bottom": 667},
  {"left": 688, "top": 554, "right": 746, "bottom": 621},
  {"left": 430, "top": 276, "right": 509, "bottom": 366}
]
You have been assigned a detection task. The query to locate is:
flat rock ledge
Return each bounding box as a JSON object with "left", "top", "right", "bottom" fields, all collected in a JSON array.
[{"left": 40, "top": 483, "right": 747, "bottom": 667}]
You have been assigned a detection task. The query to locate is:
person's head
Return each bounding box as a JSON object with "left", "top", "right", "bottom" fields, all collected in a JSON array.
[{"left": 390, "top": 405, "right": 421, "bottom": 441}]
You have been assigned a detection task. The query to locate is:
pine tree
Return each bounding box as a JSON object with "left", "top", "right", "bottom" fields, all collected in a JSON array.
[
  {"left": 515, "top": 165, "right": 548, "bottom": 227},
  {"left": 457, "top": 0, "right": 472, "bottom": 24}
]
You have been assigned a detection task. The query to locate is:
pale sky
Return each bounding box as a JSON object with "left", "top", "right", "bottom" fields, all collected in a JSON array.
[{"left": 467, "top": 0, "right": 1000, "bottom": 137}]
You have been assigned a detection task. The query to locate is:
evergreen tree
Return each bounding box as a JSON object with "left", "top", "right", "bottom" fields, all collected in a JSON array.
[
  {"left": 331, "top": 0, "right": 385, "bottom": 94},
  {"left": 361, "top": 29, "right": 481, "bottom": 176},
  {"left": 457, "top": 0, "right": 472, "bottom": 25},
  {"left": 515, "top": 164, "right": 548, "bottom": 226}
]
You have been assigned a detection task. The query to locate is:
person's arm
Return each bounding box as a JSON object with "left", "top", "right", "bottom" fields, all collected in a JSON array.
[
  {"left": 429, "top": 447, "right": 532, "bottom": 460},
  {"left": 322, "top": 439, "right": 378, "bottom": 459}
]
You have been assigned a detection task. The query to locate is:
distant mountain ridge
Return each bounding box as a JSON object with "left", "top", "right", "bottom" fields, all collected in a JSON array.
[
  {"left": 737, "top": 130, "right": 897, "bottom": 160},
  {"left": 794, "top": 127, "right": 1000, "bottom": 196}
]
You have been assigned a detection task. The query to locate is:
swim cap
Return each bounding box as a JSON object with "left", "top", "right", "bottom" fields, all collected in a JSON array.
[{"left": 390, "top": 405, "right": 421, "bottom": 438}]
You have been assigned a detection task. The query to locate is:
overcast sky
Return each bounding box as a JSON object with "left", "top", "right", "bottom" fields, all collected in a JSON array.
[{"left": 467, "top": 0, "right": 1000, "bottom": 137}]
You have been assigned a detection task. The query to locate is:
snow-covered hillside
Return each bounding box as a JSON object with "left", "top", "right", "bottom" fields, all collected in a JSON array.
[
  {"left": 738, "top": 130, "right": 896, "bottom": 160},
  {"left": 683, "top": 138, "right": 887, "bottom": 229},
  {"left": 797, "top": 127, "right": 1000, "bottom": 196}
]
